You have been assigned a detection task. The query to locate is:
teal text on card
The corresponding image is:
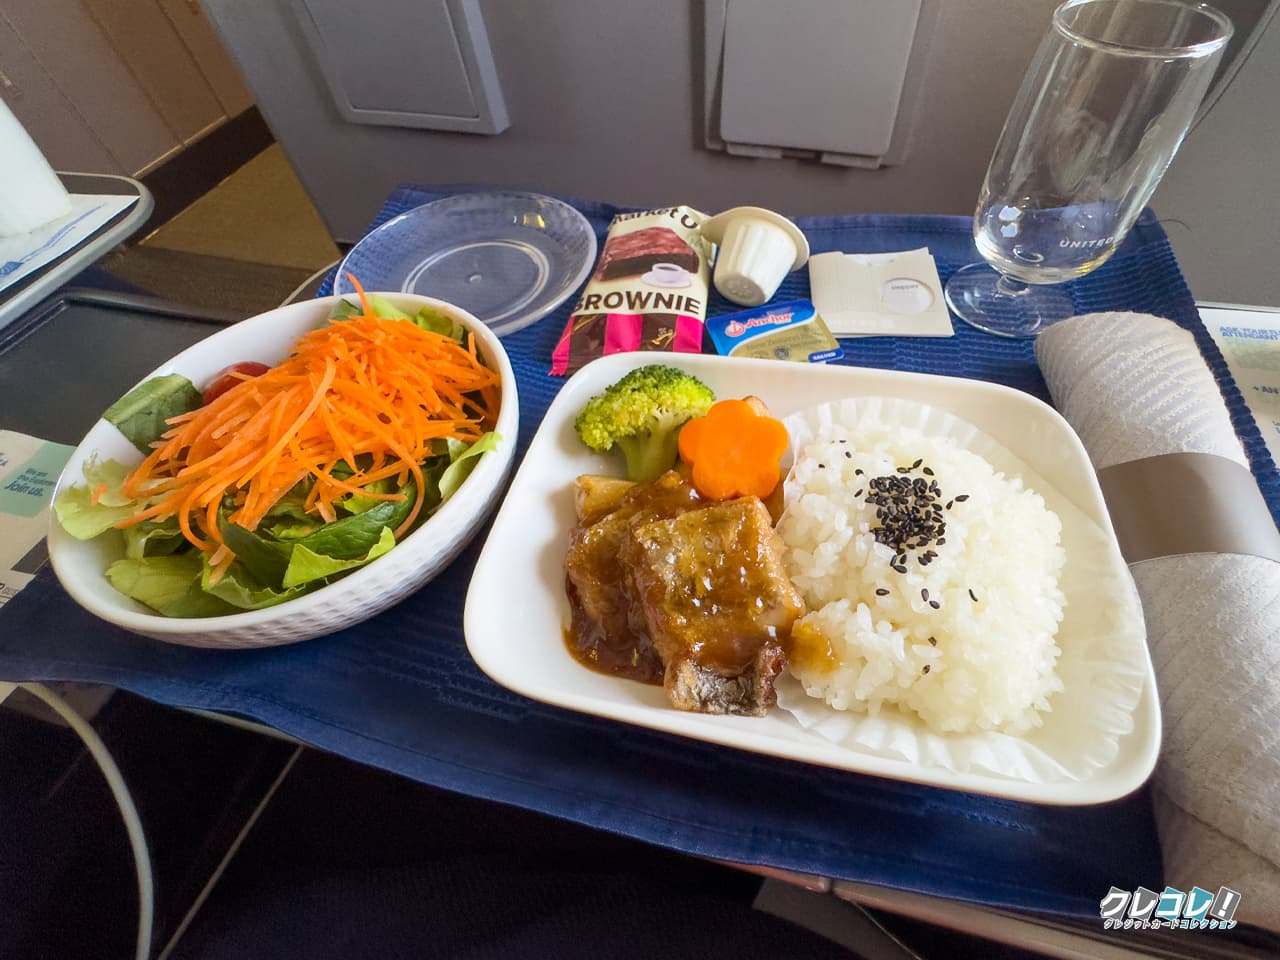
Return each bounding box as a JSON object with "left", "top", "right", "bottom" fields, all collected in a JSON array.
[{"left": 0, "top": 441, "right": 74, "bottom": 518}]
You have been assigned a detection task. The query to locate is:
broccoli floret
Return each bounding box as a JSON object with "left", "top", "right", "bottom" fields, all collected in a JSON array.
[{"left": 573, "top": 365, "right": 716, "bottom": 482}]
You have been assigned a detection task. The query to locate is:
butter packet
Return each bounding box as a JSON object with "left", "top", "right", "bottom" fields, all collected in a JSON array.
[
  {"left": 550, "top": 206, "right": 714, "bottom": 375},
  {"left": 706, "top": 299, "right": 843, "bottom": 364}
]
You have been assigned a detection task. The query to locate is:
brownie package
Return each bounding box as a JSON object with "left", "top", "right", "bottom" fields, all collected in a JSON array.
[{"left": 551, "top": 206, "right": 714, "bottom": 375}]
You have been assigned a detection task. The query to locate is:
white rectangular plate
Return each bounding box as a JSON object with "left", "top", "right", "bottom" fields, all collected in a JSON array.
[{"left": 464, "top": 353, "right": 1160, "bottom": 804}]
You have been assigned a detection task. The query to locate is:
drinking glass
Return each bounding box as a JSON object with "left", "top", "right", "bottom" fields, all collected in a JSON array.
[{"left": 944, "top": 0, "right": 1232, "bottom": 338}]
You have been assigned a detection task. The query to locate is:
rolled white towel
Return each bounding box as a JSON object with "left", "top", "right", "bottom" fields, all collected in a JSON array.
[{"left": 1036, "top": 311, "right": 1280, "bottom": 932}]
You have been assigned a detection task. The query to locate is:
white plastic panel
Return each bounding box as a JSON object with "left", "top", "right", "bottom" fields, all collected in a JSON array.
[
  {"left": 291, "top": 0, "right": 507, "bottom": 134},
  {"left": 709, "top": 0, "right": 927, "bottom": 167}
]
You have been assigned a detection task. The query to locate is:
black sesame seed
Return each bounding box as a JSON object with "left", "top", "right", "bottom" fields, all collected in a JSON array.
[
  {"left": 845, "top": 451, "right": 852, "bottom": 459},
  {"left": 854, "top": 489, "right": 863, "bottom": 497},
  {"left": 864, "top": 470, "right": 951, "bottom": 559},
  {"left": 928, "top": 599, "right": 941, "bottom": 609},
  {"left": 937, "top": 538, "right": 946, "bottom": 546},
  {"left": 928, "top": 636, "right": 937, "bottom": 646},
  {"left": 875, "top": 588, "right": 890, "bottom": 596},
  {"left": 818, "top": 463, "right": 826, "bottom": 469},
  {"left": 955, "top": 494, "right": 970, "bottom": 502},
  {"left": 839, "top": 439, "right": 847, "bottom": 444},
  {"left": 923, "top": 467, "right": 934, "bottom": 476},
  {"left": 921, "top": 588, "right": 930, "bottom": 601},
  {"left": 922, "top": 664, "right": 931, "bottom": 674},
  {"left": 945, "top": 500, "right": 954, "bottom": 510},
  {"left": 912, "top": 458, "right": 923, "bottom": 469},
  {"left": 969, "top": 588, "right": 979, "bottom": 602},
  {"left": 892, "top": 564, "right": 908, "bottom": 574}
]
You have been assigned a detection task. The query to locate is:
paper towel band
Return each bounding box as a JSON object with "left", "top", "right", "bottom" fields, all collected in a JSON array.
[{"left": 1098, "top": 452, "right": 1280, "bottom": 564}]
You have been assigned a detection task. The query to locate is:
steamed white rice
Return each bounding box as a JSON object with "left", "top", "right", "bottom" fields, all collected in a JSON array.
[{"left": 777, "top": 418, "right": 1066, "bottom": 735}]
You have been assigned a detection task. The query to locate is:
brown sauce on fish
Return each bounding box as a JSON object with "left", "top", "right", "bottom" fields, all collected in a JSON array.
[
  {"left": 786, "top": 620, "right": 839, "bottom": 676},
  {"left": 563, "top": 471, "right": 804, "bottom": 717},
  {"left": 563, "top": 472, "right": 705, "bottom": 683}
]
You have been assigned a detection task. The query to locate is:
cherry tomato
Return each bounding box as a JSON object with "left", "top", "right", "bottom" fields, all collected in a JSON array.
[{"left": 202, "top": 361, "right": 270, "bottom": 405}]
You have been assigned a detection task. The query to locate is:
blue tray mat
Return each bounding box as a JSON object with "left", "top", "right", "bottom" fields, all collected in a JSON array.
[{"left": 4, "top": 187, "right": 1277, "bottom": 920}]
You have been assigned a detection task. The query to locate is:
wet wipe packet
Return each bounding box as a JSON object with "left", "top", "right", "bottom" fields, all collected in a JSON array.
[{"left": 550, "top": 206, "right": 714, "bottom": 375}]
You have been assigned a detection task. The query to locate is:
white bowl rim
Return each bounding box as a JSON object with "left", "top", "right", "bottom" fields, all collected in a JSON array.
[{"left": 47, "top": 292, "right": 518, "bottom": 636}]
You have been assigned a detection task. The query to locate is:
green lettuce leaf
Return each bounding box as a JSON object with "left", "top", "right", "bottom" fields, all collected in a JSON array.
[
  {"left": 104, "top": 374, "right": 203, "bottom": 453},
  {"left": 330, "top": 294, "right": 462, "bottom": 338},
  {"left": 293, "top": 484, "right": 415, "bottom": 560},
  {"left": 219, "top": 481, "right": 414, "bottom": 590},
  {"left": 411, "top": 305, "right": 462, "bottom": 338},
  {"left": 121, "top": 517, "right": 186, "bottom": 560},
  {"left": 369, "top": 294, "right": 462, "bottom": 338},
  {"left": 254, "top": 504, "right": 322, "bottom": 542},
  {"left": 256, "top": 495, "right": 323, "bottom": 540},
  {"left": 200, "top": 560, "right": 307, "bottom": 610},
  {"left": 106, "top": 554, "right": 239, "bottom": 618},
  {"left": 55, "top": 458, "right": 145, "bottom": 540},
  {"left": 329, "top": 298, "right": 362, "bottom": 320},
  {"left": 258, "top": 517, "right": 323, "bottom": 541},
  {"left": 368, "top": 295, "right": 413, "bottom": 321},
  {"left": 282, "top": 525, "right": 396, "bottom": 589},
  {"left": 340, "top": 476, "right": 399, "bottom": 516},
  {"left": 219, "top": 516, "right": 292, "bottom": 586},
  {"left": 438, "top": 432, "right": 501, "bottom": 502}
]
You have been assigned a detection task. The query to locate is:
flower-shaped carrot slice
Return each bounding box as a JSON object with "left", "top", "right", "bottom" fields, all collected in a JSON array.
[{"left": 677, "top": 398, "right": 789, "bottom": 500}]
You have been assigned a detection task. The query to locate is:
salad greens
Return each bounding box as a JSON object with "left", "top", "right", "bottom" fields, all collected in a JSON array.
[
  {"left": 332, "top": 294, "right": 465, "bottom": 340},
  {"left": 103, "top": 374, "right": 204, "bottom": 454},
  {"left": 55, "top": 297, "right": 501, "bottom": 618}
]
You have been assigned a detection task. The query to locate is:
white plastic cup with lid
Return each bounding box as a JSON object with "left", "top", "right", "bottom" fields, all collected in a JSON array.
[{"left": 701, "top": 206, "right": 809, "bottom": 307}]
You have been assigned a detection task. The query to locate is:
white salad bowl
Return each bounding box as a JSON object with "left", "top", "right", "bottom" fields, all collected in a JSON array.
[{"left": 47, "top": 293, "right": 519, "bottom": 648}]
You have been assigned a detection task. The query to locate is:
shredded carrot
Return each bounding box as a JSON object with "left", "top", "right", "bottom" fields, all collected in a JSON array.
[
  {"left": 115, "top": 300, "right": 501, "bottom": 572},
  {"left": 677, "top": 399, "right": 788, "bottom": 500},
  {"left": 349, "top": 273, "right": 373, "bottom": 318}
]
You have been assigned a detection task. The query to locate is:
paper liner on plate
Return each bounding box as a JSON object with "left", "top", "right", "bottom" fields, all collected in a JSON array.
[{"left": 774, "top": 396, "right": 1148, "bottom": 784}]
